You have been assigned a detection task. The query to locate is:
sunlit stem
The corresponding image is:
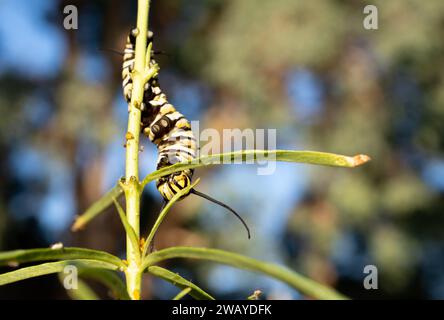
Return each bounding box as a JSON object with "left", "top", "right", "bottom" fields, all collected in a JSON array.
[{"left": 123, "top": 0, "right": 151, "bottom": 300}]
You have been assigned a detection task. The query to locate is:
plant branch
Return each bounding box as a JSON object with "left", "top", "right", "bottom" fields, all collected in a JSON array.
[{"left": 123, "top": 0, "right": 152, "bottom": 300}]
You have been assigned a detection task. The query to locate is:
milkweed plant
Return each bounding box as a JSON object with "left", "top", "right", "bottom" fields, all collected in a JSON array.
[{"left": 0, "top": 0, "right": 370, "bottom": 300}]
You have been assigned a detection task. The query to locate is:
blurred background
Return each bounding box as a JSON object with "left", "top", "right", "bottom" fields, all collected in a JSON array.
[{"left": 0, "top": 0, "right": 443, "bottom": 299}]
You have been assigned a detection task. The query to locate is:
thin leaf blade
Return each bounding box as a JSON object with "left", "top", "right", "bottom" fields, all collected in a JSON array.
[
  {"left": 78, "top": 269, "right": 130, "bottom": 300},
  {"left": 0, "top": 247, "right": 125, "bottom": 269},
  {"left": 147, "top": 266, "right": 214, "bottom": 300},
  {"left": 59, "top": 275, "right": 100, "bottom": 300},
  {"left": 0, "top": 259, "right": 118, "bottom": 286},
  {"left": 141, "top": 150, "right": 371, "bottom": 187},
  {"left": 72, "top": 185, "right": 123, "bottom": 231},
  {"left": 113, "top": 198, "right": 140, "bottom": 262},
  {"left": 142, "top": 179, "right": 200, "bottom": 257},
  {"left": 173, "top": 287, "right": 192, "bottom": 300},
  {"left": 143, "top": 246, "right": 347, "bottom": 300}
]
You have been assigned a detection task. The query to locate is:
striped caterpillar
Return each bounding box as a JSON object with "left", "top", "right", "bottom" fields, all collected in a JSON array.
[{"left": 122, "top": 29, "right": 250, "bottom": 240}]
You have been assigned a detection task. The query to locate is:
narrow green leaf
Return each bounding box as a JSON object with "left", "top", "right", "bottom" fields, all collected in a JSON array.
[
  {"left": 0, "top": 247, "right": 125, "bottom": 269},
  {"left": 173, "top": 287, "right": 192, "bottom": 300},
  {"left": 59, "top": 274, "right": 100, "bottom": 300},
  {"left": 143, "top": 247, "right": 347, "bottom": 300},
  {"left": 72, "top": 185, "right": 123, "bottom": 231},
  {"left": 70, "top": 279, "right": 100, "bottom": 300},
  {"left": 142, "top": 179, "right": 201, "bottom": 257},
  {"left": 113, "top": 198, "right": 140, "bottom": 263},
  {"left": 147, "top": 266, "right": 214, "bottom": 300},
  {"left": 78, "top": 269, "right": 130, "bottom": 300},
  {"left": 141, "top": 150, "right": 371, "bottom": 187},
  {"left": 0, "top": 259, "right": 118, "bottom": 286}
]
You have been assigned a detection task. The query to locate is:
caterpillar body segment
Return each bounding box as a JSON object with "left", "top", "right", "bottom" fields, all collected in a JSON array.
[{"left": 122, "top": 29, "right": 250, "bottom": 239}]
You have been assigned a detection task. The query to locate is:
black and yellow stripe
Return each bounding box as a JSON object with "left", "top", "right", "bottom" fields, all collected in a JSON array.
[
  {"left": 121, "top": 29, "right": 250, "bottom": 239},
  {"left": 122, "top": 28, "right": 197, "bottom": 201}
]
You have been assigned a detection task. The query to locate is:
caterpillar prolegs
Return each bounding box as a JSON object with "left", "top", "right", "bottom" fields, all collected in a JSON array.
[{"left": 122, "top": 29, "right": 250, "bottom": 240}]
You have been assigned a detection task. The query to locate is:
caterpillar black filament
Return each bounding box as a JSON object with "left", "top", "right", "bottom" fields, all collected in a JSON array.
[{"left": 122, "top": 28, "right": 250, "bottom": 239}]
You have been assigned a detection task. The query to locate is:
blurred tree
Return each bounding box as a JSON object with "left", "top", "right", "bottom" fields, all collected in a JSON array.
[
  {"left": 1, "top": 0, "right": 444, "bottom": 299},
  {"left": 170, "top": 0, "right": 444, "bottom": 298}
]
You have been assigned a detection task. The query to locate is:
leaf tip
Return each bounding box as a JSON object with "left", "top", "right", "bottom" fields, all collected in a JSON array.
[
  {"left": 247, "top": 289, "right": 262, "bottom": 300},
  {"left": 350, "top": 154, "right": 371, "bottom": 167},
  {"left": 71, "top": 219, "right": 84, "bottom": 232}
]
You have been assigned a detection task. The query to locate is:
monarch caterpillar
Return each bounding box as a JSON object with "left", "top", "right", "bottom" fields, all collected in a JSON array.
[{"left": 122, "top": 29, "right": 250, "bottom": 240}]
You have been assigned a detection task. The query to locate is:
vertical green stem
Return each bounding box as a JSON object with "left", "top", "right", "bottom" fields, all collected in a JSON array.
[{"left": 124, "top": 0, "right": 151, "bottom": 300}]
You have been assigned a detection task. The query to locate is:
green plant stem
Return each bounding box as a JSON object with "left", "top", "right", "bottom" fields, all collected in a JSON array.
[{"left": 123, "top": 0, "right": 151, "bottom": 300}]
